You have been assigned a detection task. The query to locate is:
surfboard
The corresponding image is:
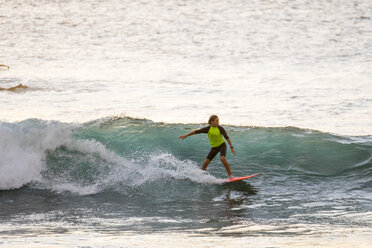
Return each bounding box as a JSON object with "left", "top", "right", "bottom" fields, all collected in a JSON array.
[{"left": 223, "top": 173, "right": 260, "bottom": 183}]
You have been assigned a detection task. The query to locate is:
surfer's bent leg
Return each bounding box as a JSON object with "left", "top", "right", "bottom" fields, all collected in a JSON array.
[
  {"left": 202, "top": 146, "right": 219, "bottom": 170},
  {"left": 219, "top": 143, "right": 233, "bottom": 178},
  {"left": 201, "top": 159, "right": 211, "bottom": 171},
  {"left": 220, "top": 156, "right": 233, "bottom": 178},
  {"left": 206, "top": 147, "right": 219, "bottom": 161}
]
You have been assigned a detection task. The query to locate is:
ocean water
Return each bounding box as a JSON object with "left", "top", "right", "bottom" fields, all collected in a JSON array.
[{"left": 1, "top": 0, "right": 372, "bottom": 247}]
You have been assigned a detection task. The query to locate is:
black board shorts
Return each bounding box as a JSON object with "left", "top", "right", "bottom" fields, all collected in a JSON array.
[{"left": 206, "top": 142, "right": 227, "bottom": 160}]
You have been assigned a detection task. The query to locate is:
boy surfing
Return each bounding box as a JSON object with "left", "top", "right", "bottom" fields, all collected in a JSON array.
[{"left": 178, "top": 115, "right": 236, "bottom": 179}]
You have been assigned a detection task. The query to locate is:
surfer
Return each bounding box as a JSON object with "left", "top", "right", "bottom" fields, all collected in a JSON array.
[{"left": 178, "top": 115, "right": 236, "bottom": 179}]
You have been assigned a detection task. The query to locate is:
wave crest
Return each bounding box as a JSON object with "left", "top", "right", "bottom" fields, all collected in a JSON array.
[{"left": 1, "top": 118, "right": 371, "bottom": 194}]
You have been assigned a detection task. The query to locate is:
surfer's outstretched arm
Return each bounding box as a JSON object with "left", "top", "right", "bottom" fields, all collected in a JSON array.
[{"left": 178, "top": 131, "right": 196, "bottom": 140}]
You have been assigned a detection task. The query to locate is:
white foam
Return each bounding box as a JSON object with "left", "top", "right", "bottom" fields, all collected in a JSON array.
[
  {"left": 50, "top": 182, "right": 100, "bottom": 195},
  {"left": 43, "top": 150, "right": 220, "bottom": 195},
  {"left": 145, "top": 153, "right": 220, "bottom": 184},
  {"left": 0, "top": 120, "right": 74, "bottom": 190}
]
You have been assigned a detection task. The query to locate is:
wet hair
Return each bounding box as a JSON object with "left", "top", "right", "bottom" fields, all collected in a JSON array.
[{"left": 208, "top": 115, "right": 218, "bottom": 125}]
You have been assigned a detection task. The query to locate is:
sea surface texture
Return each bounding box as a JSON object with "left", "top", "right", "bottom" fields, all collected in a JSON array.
[{"left": 0, "top": 0, "right": 371, "bottom": 247}]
